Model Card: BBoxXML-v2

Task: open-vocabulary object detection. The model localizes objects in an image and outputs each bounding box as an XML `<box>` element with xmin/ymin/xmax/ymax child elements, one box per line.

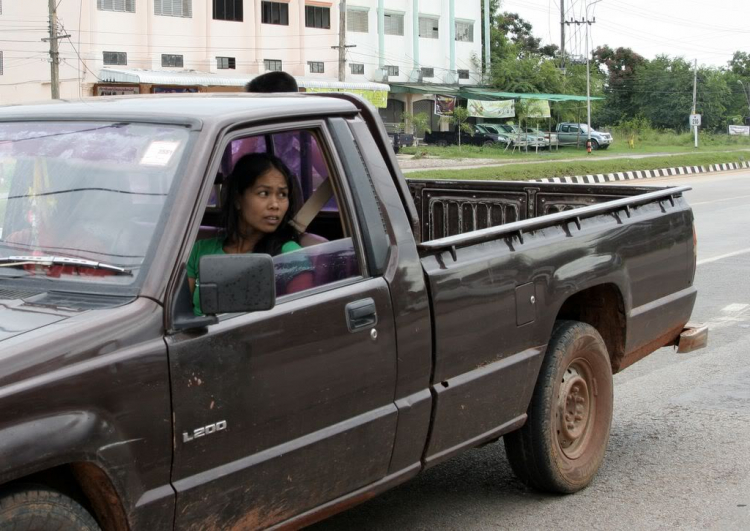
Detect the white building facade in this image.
<box><xmin>0</xmin><ymin>0</ymin><xmax>488</xmax><ymax>116</ymax></box>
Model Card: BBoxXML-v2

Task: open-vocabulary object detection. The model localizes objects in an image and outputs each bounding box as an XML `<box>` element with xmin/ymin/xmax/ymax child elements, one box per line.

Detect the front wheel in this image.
<box><xmin>504</xmin><ymin>320</ymin><xmax>613</xmax><ymax>493</ymax></box>
<box><xmin>436</xmin><ymin>139</ymin><xmax>448</xmax><ymax>148</ymax></box>
<box><xmin>0</xmin><ymin>488</ymin><xmax>100</xmax><ymax>530</ymax></box>
<box><xmin>482</xmin><ymin>140</ymin><xmax>495</xmax><ymax>147</ymax></box>
<box><xmin>589</xmin><ymin>139</ymin><xmax>600</xmax><ymax>150</ymax></box>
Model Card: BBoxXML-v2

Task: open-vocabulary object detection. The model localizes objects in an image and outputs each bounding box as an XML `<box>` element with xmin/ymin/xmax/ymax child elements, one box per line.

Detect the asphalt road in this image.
<box><xmin>313</xmin><ymin>170</ymin><xmax>750</xmax><ymax>530</ymax></box>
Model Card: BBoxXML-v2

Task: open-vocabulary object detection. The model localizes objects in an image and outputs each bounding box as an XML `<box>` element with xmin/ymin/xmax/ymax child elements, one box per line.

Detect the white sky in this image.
<box><xmin>500</xmin><ymin>0</ymin><xmax>750</xmax><ymax>68</ymax></box>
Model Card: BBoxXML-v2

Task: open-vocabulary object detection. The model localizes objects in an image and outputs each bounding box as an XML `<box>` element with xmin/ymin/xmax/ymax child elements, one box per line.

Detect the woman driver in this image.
<box><xmin>187</xmin><ymin>152</ymin><xmax>313</xmax><ymax>315</ymax></box>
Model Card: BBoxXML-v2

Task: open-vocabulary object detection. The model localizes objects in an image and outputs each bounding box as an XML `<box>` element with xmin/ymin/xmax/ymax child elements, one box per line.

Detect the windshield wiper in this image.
<box><xmin>0</xmin><ymin>256</ymin><xmax>132</xmax><ymax>275</ymax></box>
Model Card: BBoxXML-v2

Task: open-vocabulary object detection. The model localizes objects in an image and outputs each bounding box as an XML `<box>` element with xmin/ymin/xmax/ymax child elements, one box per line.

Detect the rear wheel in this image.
<box><xmin>0</xmin><ymin>488</ymin><xmax>100</xmax><ymax>530</ymax></box>
<box><xmin>436</xmin><ymin>139</ymin><xmax>448</xmax><ymax>147</ymax></box>
<box><xmin>504</xmin><ymin>320</ymin><xmax>613</xmax><ymax>493</ymax></box>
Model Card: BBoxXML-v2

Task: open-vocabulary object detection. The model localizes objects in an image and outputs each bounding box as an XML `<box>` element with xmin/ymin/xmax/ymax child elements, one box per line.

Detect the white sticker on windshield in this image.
<box><xmin>140</xmin><ymin>141</ymin><xmax>180</xmax><ymax>166</ymax></box>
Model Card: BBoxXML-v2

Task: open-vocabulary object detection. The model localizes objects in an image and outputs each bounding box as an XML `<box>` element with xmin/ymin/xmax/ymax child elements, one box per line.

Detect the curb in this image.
<box><xmin>530</xmin><ymin>160</ymin><xmax>750</xmax><ymax>184</ymax></box>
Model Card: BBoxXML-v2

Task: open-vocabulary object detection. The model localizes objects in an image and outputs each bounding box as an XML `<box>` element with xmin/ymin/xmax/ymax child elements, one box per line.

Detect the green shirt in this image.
<box><xmin>187</xmin><ymin>236</ymin><xmax>304</xmax><ymax>315</ymax></box>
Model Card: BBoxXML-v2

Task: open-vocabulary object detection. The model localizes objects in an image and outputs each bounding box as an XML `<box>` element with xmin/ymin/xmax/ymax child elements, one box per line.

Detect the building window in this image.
<box><xmin>216</xmin><ymin>56</ymin><xmax>236</xmax><ymax>69</ymax></box>
<box><xmin>155</xmin><ymin>0</ymin><xmax>192</xmax><ymax>17</ymax></box>
<box><xmin>162</xmin><ymin>54</ymin><xmax>184</xmax><ymax>67</ymax></box>
<box><xmin>350</xmin><ymin>63</ymin><xmax>364</xmax><ymax>75</ymax></box>
<box><xmin>458</xmin><ymin>69</ymin><xmax>470</xmax><ymax>79</ymax></box>
<box><xmin>264</xmin><ymin>59</ymin><xmax>283</xmax><ymax>72</ymax></box>
<box><xmin>347</xmin><ymin>10</ymin><xmax>368</xmax><ymax>33</ymax></box>
<box><xmin>308</xmin><ymin>61</ymin><xmax>324</xmax><ymax>74</ymax></box>
<box><xmin>262</xmin><ymin>1</ymin><xmax>289</xmax><ymax>25</ymax></box>
<box><xmin>383</xmin><ymin>13</ymin><xmax>404</xmax><ymax>36</ymax></box>
<box><xmin>385</xmin><ymin>65</ymin><xmax>399</xmax><ymax>77</ymax></box>
<box><xmin>98</xmin><ymin>0</ymin><xmax>135</xmax><ymax>12</ymax></box>
<box><xmin>455</xmin><ymin>21</ymin><xmax>474</xmax><ymax>42</ymax></box>
<box><xmin>420</xmin><ymin>67</ymin><xmax>434</xmax><ymax>78</ymax></box>
<box><xmin>305</xmin><ymin>5</ymin><xmax>330</xmax><ymax>29</ymax></box>
<box><xmin>103</xmin><ymin>51</ymin><xmax>127</xmax><ymax>65</ymax></box>
<box><xmin>214</xmin><ymin>0</ymin><xmax>243</xmax><ymax>21</ymax></box>
<box><xmin>419</xmin><ymin>16</ymin><xmax>439</xmax><ymax>38</ymax></box>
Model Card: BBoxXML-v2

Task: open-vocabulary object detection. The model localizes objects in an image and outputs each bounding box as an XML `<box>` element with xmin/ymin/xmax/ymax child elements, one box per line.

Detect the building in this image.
<box><xmin>0</xmin><ymin>0</ymin><xmax>490</xmax><ymax>131</ymax></box>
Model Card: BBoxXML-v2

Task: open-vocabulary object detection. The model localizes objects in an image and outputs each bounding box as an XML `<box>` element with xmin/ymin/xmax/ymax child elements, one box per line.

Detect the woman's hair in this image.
<box><xmin>222</xmin><ymin>152</ymin><xmax>302</xmax><ymax>256</ymax></box>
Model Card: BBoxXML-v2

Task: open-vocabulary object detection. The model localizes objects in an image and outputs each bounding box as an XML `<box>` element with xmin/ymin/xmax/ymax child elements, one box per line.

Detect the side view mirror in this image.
<box><xmin>199</xmin><ymin>254</ymin><xmax>276</xmax><ymax>315</ymax></box>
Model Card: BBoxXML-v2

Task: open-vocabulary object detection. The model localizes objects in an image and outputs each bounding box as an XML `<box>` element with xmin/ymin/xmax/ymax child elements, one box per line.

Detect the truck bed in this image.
<box><xmin>407</xmin><ymin>179</ymin><xmax>676</xmax><ymax>243</ymax></box>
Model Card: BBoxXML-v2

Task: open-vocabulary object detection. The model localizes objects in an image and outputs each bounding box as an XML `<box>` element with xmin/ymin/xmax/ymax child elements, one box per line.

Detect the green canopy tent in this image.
<box><xmin>389</xmin><ymin>83</ymin><xmax>604</xmax><ymax>149</ymax></box>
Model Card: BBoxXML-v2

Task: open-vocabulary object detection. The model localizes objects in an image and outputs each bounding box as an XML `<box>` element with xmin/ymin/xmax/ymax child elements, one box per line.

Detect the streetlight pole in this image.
<box><xmin>739</xmin><ymin>80</ymin><xmax>750</xmax><ymax>119</ymax></box>
<box><xmin>585</xmin><ymin>0</ymin><xmax>602</xmax><ymax>152</ymax></box>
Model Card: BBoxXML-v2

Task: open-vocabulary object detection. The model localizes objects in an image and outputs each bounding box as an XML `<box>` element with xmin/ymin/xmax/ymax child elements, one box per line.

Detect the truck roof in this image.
<box><xmin>0</xmin><ymin>93</ymin><xmax>360</xmax><ymax>128</ymax></box>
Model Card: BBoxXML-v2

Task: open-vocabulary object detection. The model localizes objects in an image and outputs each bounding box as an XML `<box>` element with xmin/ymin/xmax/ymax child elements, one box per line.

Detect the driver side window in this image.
<box><xmin>189</xmin><ymin>126</ymin><xmax>363</xmax><ymax>315</ymax></box>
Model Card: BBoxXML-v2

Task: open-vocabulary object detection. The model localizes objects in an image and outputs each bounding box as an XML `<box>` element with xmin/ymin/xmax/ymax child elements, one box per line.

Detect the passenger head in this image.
<box><xmin>244</xmin><ymin>72</ymin><xmax>299</xmax><ymax>93</ymax></box>
<box><xmin>223</xmin><ymin>153</ymin><xmax>301</xmax><ymax>255</ymax></box>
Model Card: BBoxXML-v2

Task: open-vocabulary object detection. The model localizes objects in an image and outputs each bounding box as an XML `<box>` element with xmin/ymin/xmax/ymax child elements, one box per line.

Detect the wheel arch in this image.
<box><xmin>0</xmin><ymin>462</ymin><xmax>130</xmax><ymax>531</ymax></box>
<box><xmin>554</xmin><ymin>283</ymin><xmax>627</xmax><ymax>374</ymax></box>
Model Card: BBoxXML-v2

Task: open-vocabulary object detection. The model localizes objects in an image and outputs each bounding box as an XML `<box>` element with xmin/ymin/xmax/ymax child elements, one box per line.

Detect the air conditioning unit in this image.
<box><xmin>372</xmin><ymin>68</ymin><xmax>388</xmax><ymax>83</ymax></box>
<box><xmin>409</xmin><ymin>69</ymin><xmax>423</xmax><ymax>83</ymax></box>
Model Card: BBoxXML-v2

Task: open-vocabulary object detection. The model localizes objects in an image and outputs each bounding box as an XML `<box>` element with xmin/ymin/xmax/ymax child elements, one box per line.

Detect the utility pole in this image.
<box><xmin>338</xmin><ymin>0</ymin><xmax>346</xmax><ymax>81</ymax></box>
<box><xmin>331</xmin><ymin>1</ymin><xmax>356</xmax><ymax>82</ymax></box>
<box><xmin>692</xmin><ymin>58</ymin><xmax>698</xmax><ymax>148</ymax></box>
<box><xmin>565</xmin><ymin>6</ymin><xmax>599</xmax><ymax>152</ymax></box>
<box><xmin>560</xmin><ymin>0</ymin><xmax>565</xmax><ymax>71</ymax></box>
<box><xmin>43</xmin><ymin>0</ymin><xmax>70</xmax><ymax>99</ymax></box>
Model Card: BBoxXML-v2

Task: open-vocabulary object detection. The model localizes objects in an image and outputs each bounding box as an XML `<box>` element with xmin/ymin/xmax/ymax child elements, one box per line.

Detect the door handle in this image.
<box><xmin>345</xmin><ymin>298</ymin><xmax>377</xmax><ymax>332</ymax></box>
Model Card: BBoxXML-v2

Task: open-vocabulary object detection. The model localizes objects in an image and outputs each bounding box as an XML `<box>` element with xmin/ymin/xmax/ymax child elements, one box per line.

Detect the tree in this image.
<box><xmin>450</xmin><ymin>106</ymin><xmax>473</xmax><ymax>149</ymax></box>
<box><xmin>728</xmin><ymin>51</ymin><xmax>750</xmax><ymax>78</ymax></box>
<box><xmin>400</xmin><ymin>111</ymin><xmax>432</xmax><ymax>137</ymax></box>
<box><xmin>593</xmin><ymin>46</ymin><xmax>646</xmax><ymax>125</ymax></box>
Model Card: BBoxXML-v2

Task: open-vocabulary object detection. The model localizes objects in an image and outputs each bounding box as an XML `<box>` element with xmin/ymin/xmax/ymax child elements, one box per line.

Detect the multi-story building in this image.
<box><xmin>0</xmin><ymin>0</ymin><xmax>489</xmax><ymax>128</ymax></box>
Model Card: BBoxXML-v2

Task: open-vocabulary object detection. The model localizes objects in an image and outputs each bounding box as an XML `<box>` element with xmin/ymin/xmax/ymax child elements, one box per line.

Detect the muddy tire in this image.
<box><xmin>504</xmin><ymin>320</ymin><xmax>613</xmax><ymax>493</ymax></box>
<box><xmin>0</xmin><ymin>488</ymin><xmax>100</xmax><ymax>530</ymax></box>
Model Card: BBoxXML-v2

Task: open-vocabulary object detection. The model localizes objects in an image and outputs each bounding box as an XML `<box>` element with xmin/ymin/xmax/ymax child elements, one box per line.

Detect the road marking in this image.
<box><xmin>722</xmin><ymin>303</ymin><xmax>749</xmax><ymax>313</ymax></box>
<box><xmin>704</xmin><ymin>303</ymin><xmax>750</xmax><ymax>331</ymax></box>
<box><xmin>697</xmin><ymin>248</ymin><xmax>750</xmax><ymax>266</ymax></box>
<box><xmin>691</xmin><ymin>194</ymin><xmax>750</xmax><ymax>206</ymax></box>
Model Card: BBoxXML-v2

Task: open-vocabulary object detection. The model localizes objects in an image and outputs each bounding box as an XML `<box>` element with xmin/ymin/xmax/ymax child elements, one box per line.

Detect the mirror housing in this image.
<box><xmin>199</xmin><ymin>254</ymin><xmax>276</xmax><ymax>315</ymax></box>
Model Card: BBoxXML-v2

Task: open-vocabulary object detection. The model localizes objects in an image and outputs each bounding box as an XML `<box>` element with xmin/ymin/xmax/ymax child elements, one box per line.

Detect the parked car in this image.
<box><xmin>484</xmin><ymin>123</ymin><xmax>549</xmax><ymax>148</ymax></box>
<box><xmin>0</xmin><ymin>93</ymin><xmax>705</xmax><ymax>530</ymax></box>
<box><xmin>423</xmin><ymin>124</ymin><xmax>509</xmax><ymax>148</ymax></box>
<box><xmin>556</xmin><ymin>122</ymin><xmax>613</xmax><ymax>150</ymax></box>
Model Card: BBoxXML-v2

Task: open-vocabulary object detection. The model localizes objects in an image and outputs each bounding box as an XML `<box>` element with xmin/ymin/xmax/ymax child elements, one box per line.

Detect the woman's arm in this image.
<box><xmin>285</xmin><ymin>271</ymin><xmax>314</xmax><ymax>294</ymax></box>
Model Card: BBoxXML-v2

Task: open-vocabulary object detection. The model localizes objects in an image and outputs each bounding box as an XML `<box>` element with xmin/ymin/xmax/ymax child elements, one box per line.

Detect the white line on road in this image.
<box><xmin>691</xmin><ymin>194</ymin><xmax>750</xmax><ymax>206</ymax></box>
<box><xmin>697</xmin><ymin>248</ymin><xmax>750</xmax><ymax>266</ymax></box>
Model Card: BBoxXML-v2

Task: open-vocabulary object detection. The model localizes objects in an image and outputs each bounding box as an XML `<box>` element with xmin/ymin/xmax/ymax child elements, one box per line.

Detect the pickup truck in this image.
<box><xmin>0</xmin><ymin>93</ymin><xmax>705</xmax><ymax>530</ymax></box>
<box><xmin>556</xmin><ymin>122</ymin><xmax>613</xmax><ymax>150</ymax></box>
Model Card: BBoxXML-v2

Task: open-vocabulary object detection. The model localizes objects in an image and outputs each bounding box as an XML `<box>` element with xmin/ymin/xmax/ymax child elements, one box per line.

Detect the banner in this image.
<box><xmin>728</xmin><ymin>125</ymin><xmax>750</xmax><ymax>136</ymax></box>
<box><xmin>435</xmin><ymin>95</ymin><xmax>456</xmax><ymax>116</ymax></box>
<box><xmin>304</xmin><ymin>88</ymin><xmax>388</xmax><ymax>108</ymax></box>
<box><xmin>525</xmin><ymin>99</ymin><xmax>551</xmax><ymax>119</ymax></box>
<box><xmin>467</xmin><ymin>99</ymin><xmax>515</xmax><ymax>118</ymax></box>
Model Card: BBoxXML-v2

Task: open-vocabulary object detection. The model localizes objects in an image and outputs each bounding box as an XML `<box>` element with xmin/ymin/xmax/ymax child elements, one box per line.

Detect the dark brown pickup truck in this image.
<box><xmin>0</xmin><ymin>93</ymin><xmax>706</xmax><ymax>530</ymax></box>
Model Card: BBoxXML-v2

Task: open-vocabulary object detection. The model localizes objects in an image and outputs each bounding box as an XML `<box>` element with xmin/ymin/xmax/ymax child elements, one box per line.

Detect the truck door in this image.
<box><xmin>166</xmin><ymin>122</ymin><xmax>398</xmax><ymax>530</ymax></box>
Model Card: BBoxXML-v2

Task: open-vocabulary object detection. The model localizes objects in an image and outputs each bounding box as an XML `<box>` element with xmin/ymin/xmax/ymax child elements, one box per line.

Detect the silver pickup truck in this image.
<box><xmin>556</xmin><ymin>122</ymin><xmax>613</xmax><ymax>150</ymax></box>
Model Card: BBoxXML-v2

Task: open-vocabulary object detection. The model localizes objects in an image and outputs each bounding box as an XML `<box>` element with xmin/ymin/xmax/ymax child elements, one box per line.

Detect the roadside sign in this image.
<box><xmin>690</xmin><ymin>114</ymin><xmax>702</xmax><ymax>127</ymax></box>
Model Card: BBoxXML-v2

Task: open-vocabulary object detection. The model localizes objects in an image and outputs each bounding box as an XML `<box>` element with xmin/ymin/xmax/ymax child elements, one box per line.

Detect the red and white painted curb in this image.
<box><xmin>531</xmin><ymin>160</ymin><xmax>750</xmax><ymax>184</ymax></box>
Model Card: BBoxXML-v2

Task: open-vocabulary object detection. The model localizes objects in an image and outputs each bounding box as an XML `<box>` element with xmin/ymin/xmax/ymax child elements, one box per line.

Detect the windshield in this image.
<box><xmin>0</xmin><ymin>121</ymin><xmax>190</xmax><ymax>287</ymax></box>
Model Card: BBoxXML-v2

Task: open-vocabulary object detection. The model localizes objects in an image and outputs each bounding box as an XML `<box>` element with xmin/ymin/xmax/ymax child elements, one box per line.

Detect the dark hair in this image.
<box><xmin>222</xmin><ymin>153</ymin><xmax>301</xmax><ymax>256</ymax></box>
<box><xmin>244</xmin><ymin>72</ymin><xmax>299</xmax><ymax>93</ymax></box>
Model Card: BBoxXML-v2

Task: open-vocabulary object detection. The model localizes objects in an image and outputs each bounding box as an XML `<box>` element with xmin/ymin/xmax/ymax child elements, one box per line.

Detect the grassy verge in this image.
<box><xmin>401</xmin><ymin>132</ymin><xmax>750</xmax><ymax>160</ymax></box>
<box><xmin>405</xmin><ymin>152</ymin><xmax>749</xmax><ymax>181</ymax></box>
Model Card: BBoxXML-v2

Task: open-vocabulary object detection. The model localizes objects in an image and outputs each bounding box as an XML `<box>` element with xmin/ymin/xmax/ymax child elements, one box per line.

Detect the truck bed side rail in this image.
<box><xmin>417</xmin><ymin>186</ymin><xmax>691</xmax><ymax>253</ymax></box>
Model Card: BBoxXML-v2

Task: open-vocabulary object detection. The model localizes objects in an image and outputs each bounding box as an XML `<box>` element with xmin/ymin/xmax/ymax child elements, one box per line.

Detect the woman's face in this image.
<box><xmin>236</xmin><ymin>167</ymin><xmax>290</xmax><ymax>236</ymax></box>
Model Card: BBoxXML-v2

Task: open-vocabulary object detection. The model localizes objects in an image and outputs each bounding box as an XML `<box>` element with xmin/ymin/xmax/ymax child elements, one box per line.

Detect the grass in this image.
<box><xmin>402</xmin><ymin>131</ymin><xmax>750</xmax><ymax>161</ymax></box>
<box><xmin>404</xmin><ymin>151</ymin><xmax>749</xmax><ymax>182</ymax></box>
